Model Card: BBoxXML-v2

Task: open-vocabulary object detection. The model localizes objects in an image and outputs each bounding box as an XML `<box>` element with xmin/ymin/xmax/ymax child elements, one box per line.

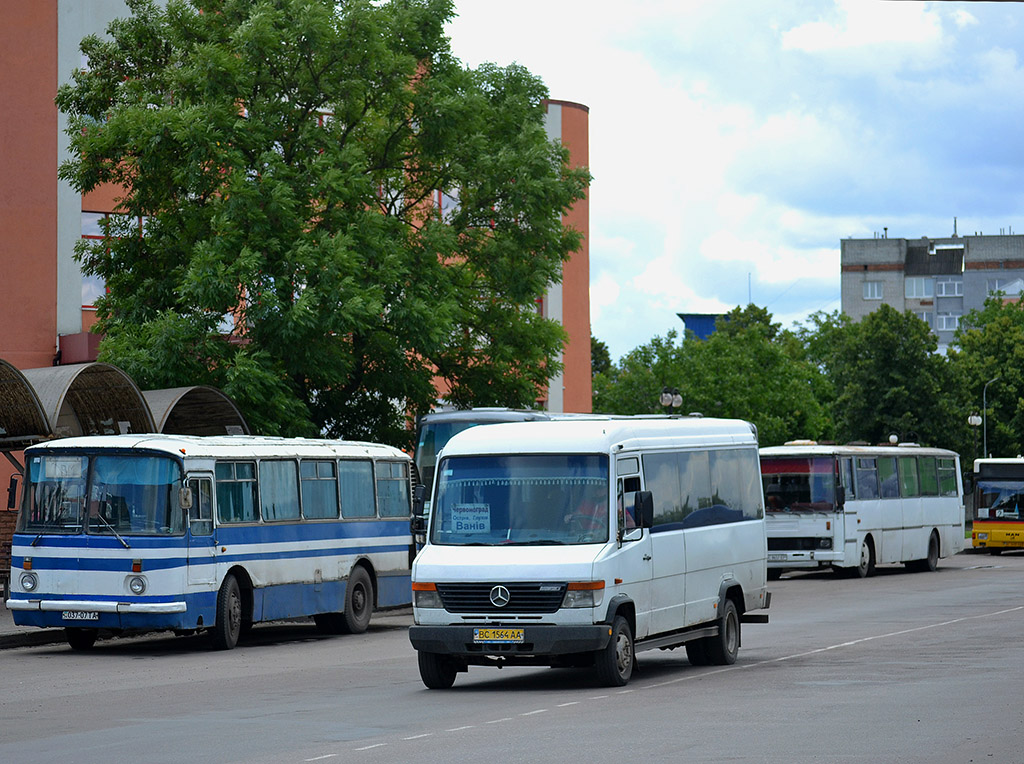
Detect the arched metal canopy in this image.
<box><xmin>0</xmin><ymin>360</ymin><xmax>50</xmax><ymax>448</ymax></box>
<box><xmin>143</xmin><ymin>386</ymin><xmax>250</xmax><ymax>436</ymax></box>
<box><xmin>19</xmin><ymin>363</ymin><xmax>155</xmax><ymax>439</ymax></box>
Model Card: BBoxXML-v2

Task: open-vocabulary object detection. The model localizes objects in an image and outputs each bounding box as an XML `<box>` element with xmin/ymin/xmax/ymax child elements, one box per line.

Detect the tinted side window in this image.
<box><xmin>878</xmin><ymin>457</ymin><xmax>899</xmax><ymax>499</ymax></box>
<box><xmin>709</xmin><ymin>448</ymin><xmax>761</xmax><ymax>522</ymax></box>
<box><xmin>938</xmin><ymin>458</ymin><xmax>958</xmax><ymax>496</ymax></box>
<box><xmin>855</xmin><ymin>458</ymin><xmax>880</xmax><ymax>499</ymax></box>
<box><xmin>339</xmin><ymin>460</ymin><xmax>376</xmax><ymax>518</ymax></box>
<box><xmin>918</xmin><ymin>457</ymin><xmax>939</xmax><ymax>496</ymax></box>
<box><xmin>898</xmin><ymin>457</ymin><xmax>920</xmax><ymax>497</ymax></box>
<box><xmin>216</xmin><ymin>461</ymin><xmax>257</xmax><ymax>523</ymax></box>
<box><xmin>642</xmin><ymin>452</ymin><xmax>683</xmax><ymax>527</ymax></box>
<box><xmin>301</xmin><ymin>460</ymin><xmax>339</xmax><ymax>519</ymax></box>
<box><xmin>376</xmin><ymin>461</ymin><xmax>411</xmax><ymax>518</ymax></box>
<box><xmin>260</xmin><ymin>460</ymin><xmax>300</xmax><ymax>521</ymax></box>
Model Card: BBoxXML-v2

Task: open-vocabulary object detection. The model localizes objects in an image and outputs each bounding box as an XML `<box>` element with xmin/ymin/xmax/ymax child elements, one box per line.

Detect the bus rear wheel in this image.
<box><xmin>66</xmin><ymin>628</ymin><xmax>98</xmax><ymax>651</ymax></box>
<box><xmin>908</xmin><ymin>531</ymin><xmax>940</xmax><ymax>572</ymax></box>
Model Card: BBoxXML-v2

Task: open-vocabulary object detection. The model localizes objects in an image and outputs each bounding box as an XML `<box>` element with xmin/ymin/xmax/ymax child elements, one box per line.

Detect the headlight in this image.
<box><xmin>128</xmin><ymin>576</ymin><xmax>147</xmax><ymax>595</ymax></box>
<box><xmin>818</xmin><ymin>538</ymin><xmax>833</xmax><ymax>550</ymax></box>
<box><xmin>20</xmin><ymin>572</ymin><xmax>38</xmax><ymax>592</ymax></box>
<box><xmin>412</xmin><ymin>583</ymin><xmax>443</xmax><ymax>609</ymax></box>
<box><xmin>562</xmin><ymin>582</ymin><xmax>605</xmax><ymax>609</ymax></box>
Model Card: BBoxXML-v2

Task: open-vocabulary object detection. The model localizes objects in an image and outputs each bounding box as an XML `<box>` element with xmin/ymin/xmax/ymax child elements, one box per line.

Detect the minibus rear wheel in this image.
<box><xmin>706</xmin><ymin>598</ymin><xmax>739</xmax><ymax>665</ymax></box>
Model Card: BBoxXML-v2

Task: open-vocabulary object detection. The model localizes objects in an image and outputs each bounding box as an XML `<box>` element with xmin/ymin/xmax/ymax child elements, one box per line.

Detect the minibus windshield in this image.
<box><xmin>18</xmin><ymin>453</ymin><xmax>186</xmax><ymax>536</ymax></box>
<box><xmin>430</xmin><ymin>454</ymin><xmax>609</xmax><ymax>545</ymax></box>
<box><xmin>761</xmin><ymin>456</ymin><xmax>836</xmax><ymax>512</ymax></box>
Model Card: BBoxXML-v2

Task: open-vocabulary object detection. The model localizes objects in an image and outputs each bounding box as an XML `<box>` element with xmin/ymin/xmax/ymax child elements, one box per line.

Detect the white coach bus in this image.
<box><xmin>409</xmin><ymin>416</ymin><xmax>771</xmax><ymax>688</ymax></box>
<box><xmin>760</xmin><ymin>442</ymin><xmax>964</xmax><ymax>578</ymax></box>
<box><xmin>6</xmin><ymin>434</ymin><xmax>414</xmax><ymax>650</ymax></box>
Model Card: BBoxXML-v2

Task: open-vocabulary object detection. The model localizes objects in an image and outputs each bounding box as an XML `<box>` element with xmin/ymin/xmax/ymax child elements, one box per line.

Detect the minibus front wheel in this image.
<box><xmin>595</xmin><ymin>615</ymin><xmax>634</xmax><ymax>686</ymax></box>
<box><xmin>418</xmin><ymin>651</ymin><xmax>459</xmax><ymax>689</ymax></box>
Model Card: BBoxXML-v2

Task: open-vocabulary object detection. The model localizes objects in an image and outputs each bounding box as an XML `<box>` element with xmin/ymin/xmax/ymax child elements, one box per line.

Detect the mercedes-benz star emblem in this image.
<box><xmin>489</xmin><ymin>585</ymin><xmax>511</xmax><ymax>608</ymax></box>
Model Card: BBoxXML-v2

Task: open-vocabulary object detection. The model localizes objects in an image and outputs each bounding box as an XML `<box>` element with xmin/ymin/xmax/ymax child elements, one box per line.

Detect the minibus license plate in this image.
<box><xmin>473</xmin><ymin>628</ymin><xmax>524</xmax><ymax>643</ymax></box>
<box><xmin>767</xmin><ymin>554</ymin><xmax>786</xmax><ymax>562</ymax></box>
<box><xmin>62</xmin><ymin>611</ymin><xmax>99</xmax><ymax>621</ymax></box>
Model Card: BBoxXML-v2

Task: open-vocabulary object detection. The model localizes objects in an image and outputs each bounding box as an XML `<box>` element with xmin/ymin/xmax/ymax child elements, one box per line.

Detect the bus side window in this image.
<box><xmin>619</xmin><ymin>476</ymin><xmax>641</xmax><ymax>529</ymax></box>
<box><xmin>189</xmin><ymin>478</ymin><xmax>213</xmax><ymax>535</ymax></box>
<box><xmin>840</xmin><ymin>458</ymin><xmax>856</xmax><ymax>501</ymax></box>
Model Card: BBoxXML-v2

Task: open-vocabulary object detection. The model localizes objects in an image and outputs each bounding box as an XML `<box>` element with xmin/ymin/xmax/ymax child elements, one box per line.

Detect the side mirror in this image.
<box><xmin>634</xmin><ymin>491</ymin><xmax>654</xmax><ymax>529</ymax></box>
<box><xmin>7</xmin><ymin>474</ymin><xmax>19</xmax><ymax>510</ymax></box>
<box><xmin>179</xmin><ymin>484</ymin><xmax>194</xmax><ymax>511</ymax></box>
<box><xmin>413</xmin><ymin>484</ymin><xmax>426</xmax><ymax>516</ymax></box>
<box><xmin>835</xmin><ymin>484</ymin><xmax>846</xmax><ymax>509</ymax></box>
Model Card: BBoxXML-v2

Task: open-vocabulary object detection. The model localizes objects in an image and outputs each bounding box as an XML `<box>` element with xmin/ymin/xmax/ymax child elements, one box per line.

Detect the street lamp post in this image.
<box><xmin>983</xmin><ymin>376</ymin><xmax>1000</xmax><ymax>458</ymax></box>
<box><xmin>659</xmin><ymin>387</ymin><xmax>682</xmax><ymax>415</ymax></box>
<box><xmin>968</xmin><ymin>412</ymin><xmax>982</xmax><ymax>467</ymax></box>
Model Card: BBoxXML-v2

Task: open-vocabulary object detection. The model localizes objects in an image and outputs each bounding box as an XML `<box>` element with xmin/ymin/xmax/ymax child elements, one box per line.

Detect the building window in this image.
<box><xmin>905</xmin><ymin>277</ymin><xmax>934</xmax><ymax>299</ymax></box>
<box><xmin>863</xmin><ymin>281</ymin><xmax>883</xmax><ymax>300</ymax></box>
<box><xmin>914</xmin><ymin>311</ymin><xmax>933</xmax><ymax>328</ymax></box>
<box><xmin>936</xmin><ymin>278</ymin><xmax>963</xmax><ymax>297</ymax></box>
<box><xmin>937</xmin><ymin>312</ymin><xmax>961</xmax><ymax>331</ymax></box>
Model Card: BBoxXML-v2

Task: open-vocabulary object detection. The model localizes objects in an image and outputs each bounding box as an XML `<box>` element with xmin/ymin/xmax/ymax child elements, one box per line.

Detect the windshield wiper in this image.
<box><xmin>92</xmin><ymin>511</ymin><xmax>131</xmax><ymax>549</ymax></box>
<box><xmin>503</xmin><ymin>539</ymin><xmax>566</xmax><ymax>545</ymax></box>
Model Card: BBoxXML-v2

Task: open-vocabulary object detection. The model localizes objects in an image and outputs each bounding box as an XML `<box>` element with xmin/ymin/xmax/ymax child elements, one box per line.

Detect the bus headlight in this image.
<box><xmin>20</xmin><ymin>572</ymin><xmax>38</xmax><ymax>592</ymax></box>
<box><xmin>818</xmin><ymin>538</ymin><xmax>833</xmax><ymax>550</ymax></box>
<box><xmin>563</xmin><ymin>582</ymin><xmax>605</xmax><ymax>609</ymax></box>
<box><xmin>128</xmin><ymin>576</ymin><xmax>147</xmax><ymax>595</ymax></box>
<box><xmin>412</xmin><ymin>582</ymin><xmax>442</xmax><ymax>609</ymax></box>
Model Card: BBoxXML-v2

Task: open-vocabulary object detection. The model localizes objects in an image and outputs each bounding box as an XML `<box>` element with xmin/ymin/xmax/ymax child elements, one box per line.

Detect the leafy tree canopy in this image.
<box><xmin>592</xmin><ymin>306</ymin><xmax>830</xmax><ymax>447</ymax></box>
<box><xmin>57</xmin><ymin>0</ymin><xmax>588</xmax><ymax>446</ymax></box>
<box><xmin>949</xmin><ymin>296</ymin><xmax>1024</xmax><ymax>458</ymax></box>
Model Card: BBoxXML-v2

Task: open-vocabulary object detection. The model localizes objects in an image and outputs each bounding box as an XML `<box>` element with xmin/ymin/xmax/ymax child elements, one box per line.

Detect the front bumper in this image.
<box><xmin>409</xmin><ymin>623</ymin><xmax>612</xmax><ymax>657</ymax></box>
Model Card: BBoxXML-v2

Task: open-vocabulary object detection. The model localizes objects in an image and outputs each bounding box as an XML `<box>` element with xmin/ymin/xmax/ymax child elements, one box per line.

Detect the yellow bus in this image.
<box><xmin>972</xmin><ymin>458</ymin><xmax>1024</xmax><ymax>553</ymax></box>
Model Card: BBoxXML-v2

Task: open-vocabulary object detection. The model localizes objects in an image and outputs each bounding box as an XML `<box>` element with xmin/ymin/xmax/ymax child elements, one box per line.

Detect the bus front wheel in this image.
<box><xmin>66</xmin><ymin>628</ymin><xmax>97</xmax><ymax>651</ymax></box>
<box><xmin>212</xmin><ymin>573</ymin><xmax>243</xmax><ymax>650</ymax></box>
<box><xmin>342</xmin><ymin>566</ymin><xmax>373</xmax><ymax>634</ymax></box>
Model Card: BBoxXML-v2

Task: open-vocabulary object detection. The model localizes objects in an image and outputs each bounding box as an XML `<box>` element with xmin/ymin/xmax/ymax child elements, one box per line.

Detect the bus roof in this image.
<box><xmin>760</xmin><ymin>443</ymin><xmax>959</xmax><ymax>459</ymax></box>
<box><xmin>24</xmin><ymin>434</ymin><xmax>409</xmax><ymax>461</ymax></box>
<box><xmin>439</xmin><ymin>416</ymin><xmax>758</xmax><ymax>458</ymax></box>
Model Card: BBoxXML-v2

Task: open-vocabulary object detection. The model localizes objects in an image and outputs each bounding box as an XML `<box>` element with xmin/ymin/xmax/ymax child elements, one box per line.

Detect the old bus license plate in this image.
<box><xmin>767</xmin><ymin>554</ymin><xmax>787</xmax><ymax>562</ymax></box>
<box><xmin>473</xmin><ymin>628</ymin><xmax>524</xmax><ymax>643</ymax></box>
<box><xmin>62</xmin><ymin>611</ymin><xmax>99</xmax><ymax>621</ymax></box>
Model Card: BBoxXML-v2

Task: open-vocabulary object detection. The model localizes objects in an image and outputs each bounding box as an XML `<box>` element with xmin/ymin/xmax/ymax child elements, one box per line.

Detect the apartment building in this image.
<box><xmin>840</xmin><ymin>232</ymin><xmax>1024</xmax><ymax>351</ymax></box>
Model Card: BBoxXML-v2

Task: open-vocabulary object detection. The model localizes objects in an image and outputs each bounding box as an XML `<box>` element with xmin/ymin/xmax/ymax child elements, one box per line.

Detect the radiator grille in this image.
<box><xmin>436</xmin><ymin>582</ymin><xmax>567</xmax><ymax>613</ymax></box>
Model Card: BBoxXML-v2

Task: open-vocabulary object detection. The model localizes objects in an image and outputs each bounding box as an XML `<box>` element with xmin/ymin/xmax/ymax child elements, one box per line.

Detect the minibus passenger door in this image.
<box><xmin>186</xmin><ymin>476</ymin><xmax>216</xmax><ymax>586</ymax></box>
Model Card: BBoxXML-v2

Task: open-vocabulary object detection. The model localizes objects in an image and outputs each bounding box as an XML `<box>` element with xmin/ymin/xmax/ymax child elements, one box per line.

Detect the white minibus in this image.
<box><xmin>409</xmin><ymin>416</ymin><xmax>771</xmax><ymax>688</ymax></box>
<box><xmin>761</xmin><ymin>442</ymin><xmax>964</xmax><ymax>578</ymax></box>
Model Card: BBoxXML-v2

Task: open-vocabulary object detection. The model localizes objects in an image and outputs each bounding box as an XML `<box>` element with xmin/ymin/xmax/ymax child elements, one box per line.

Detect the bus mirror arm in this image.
<box><xmin>634</xmin><ymin>491</ymin><xmax>654</xmax><ymax>529</ymax></box>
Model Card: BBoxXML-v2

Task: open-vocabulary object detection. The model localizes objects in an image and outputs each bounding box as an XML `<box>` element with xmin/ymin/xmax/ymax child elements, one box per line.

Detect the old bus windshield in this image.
<box><xmin>761</xmin><ymin>456</ymin><xmax>836</xmax><ymax>512</ymax></box>
<box><xmin>431</xmin><ymin>454</ymin><xmax>609</xmax><ymax>545</ymax></box>
<box><xmin>976</xmin><ymin>479</ymin><xmax>1024</xmax><ymax>520</ymax></box>
<box><xmin>18</xmin><ymin>453</ymin><xmax>185</xmax><ymax>536</ymax></box>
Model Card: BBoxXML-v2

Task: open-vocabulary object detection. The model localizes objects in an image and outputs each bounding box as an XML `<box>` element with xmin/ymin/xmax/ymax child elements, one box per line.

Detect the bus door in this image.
<box><xmin>186</xmin><ymin>475</ymin><xmax>216</xmax><ymax>586</ymax></box>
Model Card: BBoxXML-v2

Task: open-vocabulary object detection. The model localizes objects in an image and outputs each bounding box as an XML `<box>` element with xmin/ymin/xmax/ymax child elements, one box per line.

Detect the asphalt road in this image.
<box><xmin>1</xmin><ymin>551</ymin><xmax>1022</xmax><ymax>764</ymax></box>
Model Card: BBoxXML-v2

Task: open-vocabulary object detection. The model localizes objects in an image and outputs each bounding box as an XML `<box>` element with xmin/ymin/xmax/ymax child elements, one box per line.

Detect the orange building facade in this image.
<box><xmin>0</xmin><ymin>1</ymin><xmax>592</xmax><ymax>410</ymax></box>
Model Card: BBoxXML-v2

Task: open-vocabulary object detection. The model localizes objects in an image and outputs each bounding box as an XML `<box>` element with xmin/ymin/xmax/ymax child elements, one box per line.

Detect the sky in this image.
<box><xmin>444</xmin><ymin>0</ymin><xmax>1024</xmax><ymax>362</ymax></box>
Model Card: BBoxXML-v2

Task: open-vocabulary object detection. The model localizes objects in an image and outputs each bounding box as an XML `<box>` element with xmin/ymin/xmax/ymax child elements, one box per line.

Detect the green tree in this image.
<box><xmin>593</xmin><ymin>307</ymin><xmax>829</xmax><ymax>446</ymax></box>
<box><xmin>949</xmin><ymin>296</ymin><xmax>1024</xmax><ymax>459</ymax></box>
<box><xmin>590</xmin><ymin>334</ymin><xmax>612</xmax><ymax>377</ymax></box>
<box><xmin>56</xmin><ymin>0</ymin><xmax>588</xmax><ymax>445</ymax></box>
<box><xmin>811</xmin><ymin>304</ymin><xmax>957</xmax><ymax>448</ymax></box>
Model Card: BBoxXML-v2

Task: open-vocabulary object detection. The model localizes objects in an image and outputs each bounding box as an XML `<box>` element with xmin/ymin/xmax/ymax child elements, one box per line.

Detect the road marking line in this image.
<box><xmin>486</xmin><ymin>717</ymin><xmax>513</xmax><ymax>724</ymax></box>
<box><xmin>520</xmin><ymin>709</ymin><xmax>546</xmax><ymax>716</ymax></box>
<box><xmin>403</xmin><ymin>733</ymin><xmax>433</xmax><ymax>740</ymax></box>
<box><xmin>354</xmin><ymin>744</ymin><xmax>386</xmax><ymax>751</ymax></box>
<box><xmin>304</xmin><ymin>755</ymin><xmax>339</xmax><ymax>761</ymax></box>
<box><xmin>557</xmin><ymin>701</ymin><xmax>579</xmax><ymax>707</ymax></box>
<box><xmin>447</xmin><ymin>725</ymin><xmax>475</xmax><ymax>731</ymax></box>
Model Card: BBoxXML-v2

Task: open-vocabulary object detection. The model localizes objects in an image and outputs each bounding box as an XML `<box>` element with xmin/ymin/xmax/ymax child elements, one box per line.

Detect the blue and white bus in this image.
<box><xmin>6</xmin><ymin>434</ymin><xmax>414</xmax><ymax>650</ymax></box>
